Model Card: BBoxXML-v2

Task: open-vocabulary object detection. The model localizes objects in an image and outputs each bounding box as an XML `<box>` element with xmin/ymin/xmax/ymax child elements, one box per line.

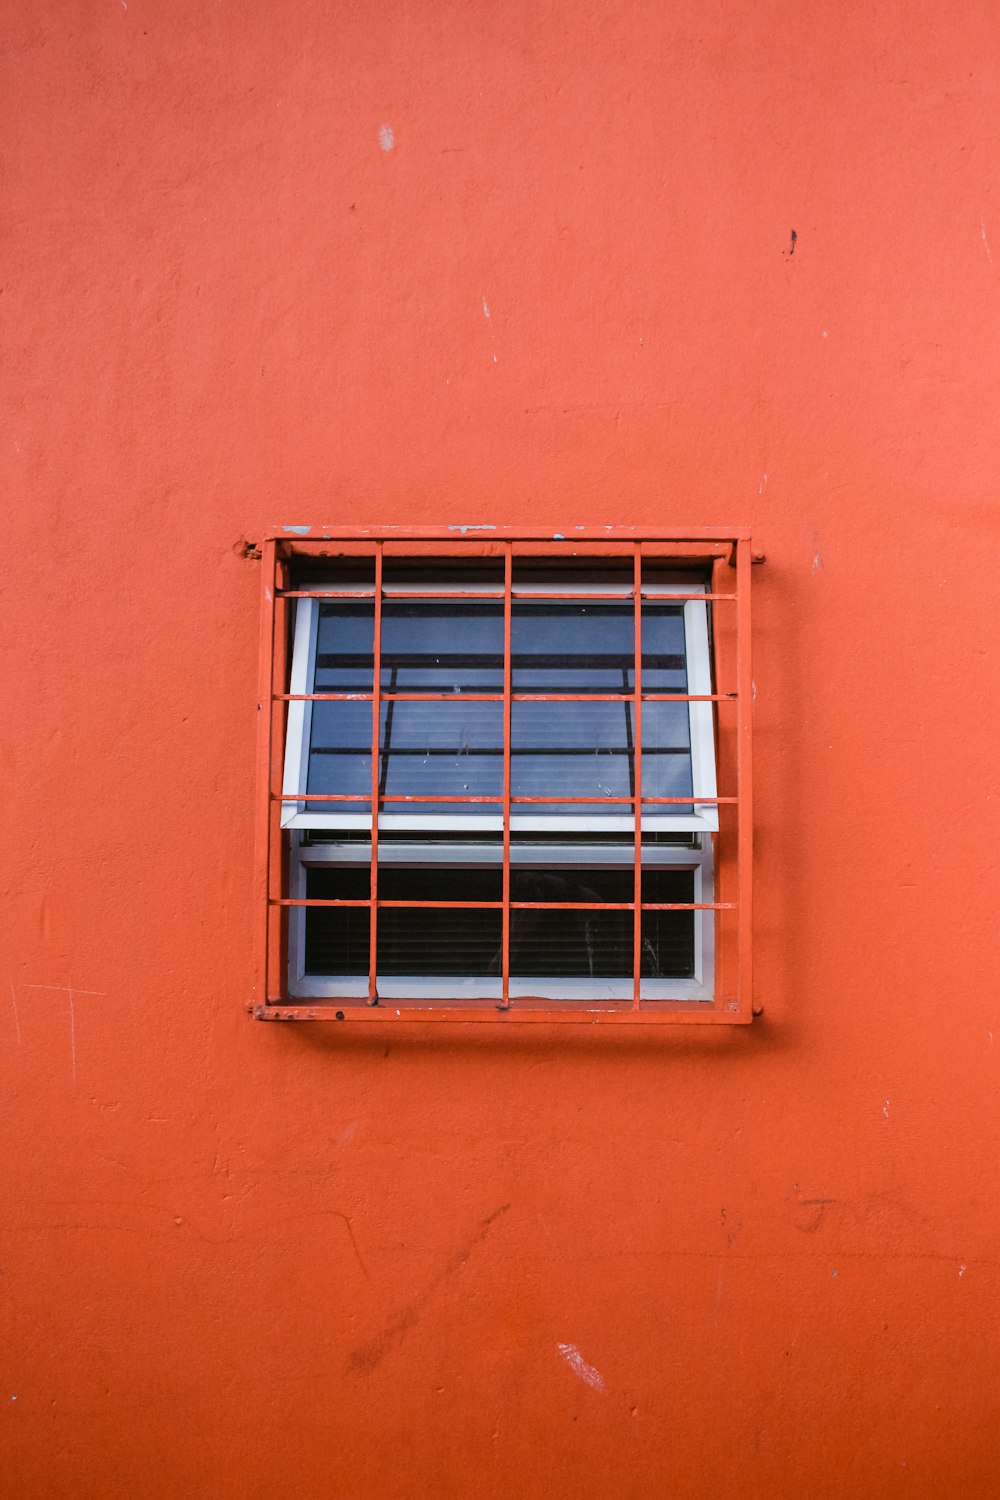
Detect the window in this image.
<box><xmin>254</xmin><ymin>530</ymin><xmax>754</xmax><ymax>1024</ymax></box>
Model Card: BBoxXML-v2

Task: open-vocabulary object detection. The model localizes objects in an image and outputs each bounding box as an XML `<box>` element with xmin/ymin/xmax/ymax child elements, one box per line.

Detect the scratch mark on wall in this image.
<box><xmin>378</xmin><ymin>123</ymin><xmax>395</xmax><ymax>152</ymax></box>
<box><xmin>9</xmin><ymin>982</ymin><xmax>21</xmax><ymax>1046</ymax></box>
<box><xmin>482</xmin><ymin>297</ymin><xmax>491</xmax><ymax>319</ymax></box>
<box><xmin>335</xmin><ymin>1210</ymin><xmax>370</xmax><ymax>1282</ymax></box>
<box><xmin>882</xmin><ymin>1099</ymin><xmax>891</xmax><ymax>1119</ymax></box>
<box><xmin>981</xmin><ymin>218</ymin><xmax>994</xmax><ymax>268</ymax></box>
<box><xmin>958</xmin><ymin>1264</ymin><xmax>967</xmax><ymax>1277</ymax></box>
<box><xmin>557</xmin><ymin>1342</ymin><xmax>606</xmax><ymax>1392</ymax></box>
<box><xmin>25</xmin><ymin>984</ymin><xmax>105</xmax><ymax>1085</ymax></box>
<box><xmin>346</xmin><ymin>1203</ymin><xmax>509</xmax><ymax>1374</ymax></box>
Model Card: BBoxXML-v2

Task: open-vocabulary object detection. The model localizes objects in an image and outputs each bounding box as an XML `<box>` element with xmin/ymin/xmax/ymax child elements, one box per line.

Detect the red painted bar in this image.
<box><xmin>367</xmin><ymin>545</ymin><xmax>383</xmax><ymax>1002</ymax></box>
<box><xmin>277</xmin><ymin>589</ymin><xmax>737</xmax><ymax>602</ymax></box>
<box><xmin>275</xmin><ymin>792</ymin><xmax>735</xmax><ymax>804</ymax></box>
<box><xmin>256</xmin><ymin>1005</ymin><xmax>742</xmax><ymax>1026</ymax></box>
<box><xmin>270</xmin><ymin>526</ymin><xmax>750</xmax><ymax>540</ymax></box>
<box><xmin>632</xmin><ymin>545</ymin><xmax>643</xmax><ymax>1008</ymax></box>
<box><xmin>277</xmin><ymin>692</ymin><xmax>734</xmax><ymax>703</ymax></box>
<box><xmin>253</xmin><ymin>540</ymin><xmax>277</xmax><ymax>1005</ymax></box>
<box><xmin>501</xmin><ymin>543</ymin><xmax>513</xmax><ymax>1008</ymax></box>
<box><xmin>271</xmin><ymin>899</ymin><xmax>734</xmax><ymax>911</ymax></box>
<box><xmin>736</xmin><ymin>536</ymin><xmax>754</xmax><ymax>1022</ymax></box>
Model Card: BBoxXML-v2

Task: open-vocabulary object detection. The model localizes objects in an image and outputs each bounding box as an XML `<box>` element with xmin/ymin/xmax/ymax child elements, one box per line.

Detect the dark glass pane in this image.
<box><xmin>304</xmin><ymin>866</ymin><xmax>501</xmax><ymax>977</ymax></box>
<box><xmin>308</xmin><ymin>604</ymin><xmax>375</xmax><ymax>813</ymax></box>
<box><xmin>510</xmin><ymin>867</ymin><xmax>632</xmax><ymax>977</ymax></box>
<box><xmin>376</xmin><ymin>866</ymin><xmax>501</xmax><ymax>976</ymax></box>
<box><xmin>508</xmin><ymin>867</ymin><xmax>693</xmax><ymax>978</ymax></box>
<box><xmin>304</xmin><ymin>865</ymin><xmax>695</xmax><ymax>980</ymax></box>
<box><xmin>379</xmin><ymin>701</ymin><xmax>503</xmax><ymax>815</ymax></box>
<box><xmin>304</xmin><ymin>866</ymin><xmax>370</xmax><ymax>975</ymax></box>
<box><xmin>641</xmin><ymin>604</ymin><xmax>687</xmax><ymax>691</ymax></box>
<box><xmin>307</xmin><ymin>699</ymin><xmax>373</xmax><ymax>814</ymax></box>
<box><xmin>511</xmin><ymin>603</ymin><xmax>634</xmax><ymax>694</ymax></box>
<box><xmin>380</xmin><ymin>603</ymin><xmax>502</xmax><ymax>694</ymax></box>
<box><xmin>314</xmin><ymin>603</ymin><xmax>374</xmax><ymax>690</ymax></box>
<box><xmin>511</xmin><ymin>702</ymin><xmax>693</xmax><ymax>815</ymax></box>
<box><xmin>640</xmin><ymin>702</ymin><xmax>693</xmax><ymax>813</ymax></box>
<box><xmin>511</xmin><ymin>701</ymin><xmax>633</xmax><ymax>812</ymax></box>
<box><xmin>305</xmin><ymin>594</ymin><xmax>697</xmax><ymax>824</ymax></box>
<box><xmin>640</xmin><ymin>869</ymin><xmax>696</xmax><ymax>978</ymax></box>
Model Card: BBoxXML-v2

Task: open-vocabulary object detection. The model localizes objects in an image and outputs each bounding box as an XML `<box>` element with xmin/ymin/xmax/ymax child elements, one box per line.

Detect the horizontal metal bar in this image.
<box><xmin>275</xmin><ymin>792</ymin><xmax>735</xmax><ymax>804</ymax></box>
<box><xmin>256</xmin><ymin>1003</ymin><xmax>749</xmax><ymax>1025</ymax></box>
<box><xmin>314</xmin><ymin>746</ymin><xmax>687</xmax><ymax>759</ymax></box>
<box><xmin>268</xmin><ymin>526</ymin><xmax>750</xmax><ymax>541</ymax></box>
<box><xmin>277</xmin><ymin>692</ymin><xmax>735</xmax><ymax>703</ymax></box>
<box><xmin>271</xmin><ymin>899</ymin><xmax>733</xmax><ymax>910</ymax></box>
<box><xmin>277</xmin><ymin>590</ymin><xmax>737</xmax><ymax>602</ymax></box>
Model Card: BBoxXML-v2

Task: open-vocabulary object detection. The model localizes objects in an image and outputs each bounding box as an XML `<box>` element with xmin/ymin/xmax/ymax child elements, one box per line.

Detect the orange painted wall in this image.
<box><xmin>4</xmin><ymin>2</ymin><xmax>1000</xmax><ymax>1495</ymax></box>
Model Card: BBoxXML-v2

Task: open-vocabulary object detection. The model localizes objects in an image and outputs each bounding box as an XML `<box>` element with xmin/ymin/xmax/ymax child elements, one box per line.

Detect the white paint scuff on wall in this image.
<box><xmin>557</xmin><ymin>1342</ymin><xmax>606</xmax><ymax>1392</ymax></box>
<box><xmin>378</xmin><ymin>124</ymin><xmax>395</xmax><ymax>152</ymax></box>
<box><xmin>9</xmin><ymin>982</ymin><xmax>21</xmax><ymax>1046</ymax></box>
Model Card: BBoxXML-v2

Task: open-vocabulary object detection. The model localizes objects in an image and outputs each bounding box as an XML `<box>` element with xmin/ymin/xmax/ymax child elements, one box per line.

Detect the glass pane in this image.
<box><xmin>380</xmin><ymin>701</ymin><xmax>503</xmax><ymax>815</ymax></box>
<box><xmin>511</xmin><ymin>701</ymin><xmax>634</xmax><ymax>813</ymax></box>
<box><xmin>305</xmin><ymin>594</ymin><xmax>699</xmax><ymax>823</ymax></box>
<box><xmin>377</xmin><ymin>866</ymin><xmax>501</xmax><ymax>976</ymax></box>
<box><xmin>640</xmin><ymin>869</ymin><xmax>696</xmax><ymax>978</ymax></box>
<box><xmin>314</xmin><ymin>603</ymin><xmax>374</xmax><ymax>691</ymax></box>
<box><xmin>510</xmin><ymin>867</ymin><xmax>628</xmax><ymax>978</ymax></box>
<box><xmin>641</xmin><ymin>604</ymin><xmax>687</xmax><ymax>691</ymax></box>
<box><xmin>380</xmin><ymin>603</ymin><xmax>503</xmax><ymax>695</ymax></box>
<box><xmin>307</xmin><ymin>699</ymin><xmax>373</xmax><ymax>814</ymax></box>
<box><xmin>304</xmin><ymin>866</ymin><xmax>502</xmax><ymax>977</ymax></box>
<box><xmin>640</xmin><ymin>701</ymin><xmax>693</xmax><ymax>812</ymax></box>
<box><xmin>304</xmin><ymin>867</ymin><xmax>370</xmax><ymax>975</ymax></box>
<box><xmin>303</xmin><ymin>865</ymin><xmax>695</xmax><ymax>980</ymax></box>
<box><xmin>511</xmin><ymin>602</ymin><xmax>633</xmax><ymax>694</ymax></box>
<box><xmin>508</xmin><ymin>868</ymin><xmax>694</xmax><ymax>977</ymax></box>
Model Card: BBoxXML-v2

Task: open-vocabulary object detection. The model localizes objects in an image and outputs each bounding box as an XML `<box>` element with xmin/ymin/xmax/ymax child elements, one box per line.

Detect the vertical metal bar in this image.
<box><xmin>368</xmin><ymin>544</ymin><xmax>384</xmax><ymax>1003</ymax></box>
<box><xmin>501</xmin><ymin>543</ymin><xmax>513</xmax><ymax>1007</ymax></box>
<box><xmin>254</xmin><ymin>539</ymin><xmax>277</xmax><ymax>1004</ymax></box>
<box><xmin>272</xmin><ymin>554</ymin><xmax>291</xmax><ymax>1000</ymax></box>
<box><xmin>735</xmin><ymin>537</ymin><xmax>753</xmax><ymax>1019</ymax></box>
<box><xmin>632</xmin><ymin>545</ymin><xmax>643</xmax><ymax>1008</ymax></box>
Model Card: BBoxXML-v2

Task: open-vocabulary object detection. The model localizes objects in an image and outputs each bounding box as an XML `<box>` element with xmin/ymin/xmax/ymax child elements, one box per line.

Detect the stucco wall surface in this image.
<box><xmin>4</xmin><ymin>2</ymin><xmax>1000</xmax><ymax>1496</ymax></box>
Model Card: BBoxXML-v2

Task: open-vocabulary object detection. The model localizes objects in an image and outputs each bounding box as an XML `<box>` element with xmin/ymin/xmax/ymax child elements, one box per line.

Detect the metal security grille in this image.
<box><xmin>254</xmin><ymin>528</ymin><xmax>755</xmax><ymax>1025</ymax></box>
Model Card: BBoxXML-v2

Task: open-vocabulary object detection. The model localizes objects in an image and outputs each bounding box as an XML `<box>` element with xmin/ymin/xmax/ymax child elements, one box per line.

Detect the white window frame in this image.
<box><xmin>280</xmin><ymin>576</ymin><xmax>718</xmax><ymax>837</ymax></box>
<box><xmin>278</xmin><ymin>568</ymin><xmax>718</xmax><ymax>1003</ymax></box>
<box><xmin>287</xmin><ymin>834</ymin><xmax>714</xmax><ymax>1004</ymax></box>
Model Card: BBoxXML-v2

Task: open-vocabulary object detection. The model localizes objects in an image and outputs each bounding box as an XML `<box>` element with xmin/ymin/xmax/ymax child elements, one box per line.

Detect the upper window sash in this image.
<box><xmin>280</xmin><ymin>575</ymin><xmax>718</xmax><ymax>835</ymax></box>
